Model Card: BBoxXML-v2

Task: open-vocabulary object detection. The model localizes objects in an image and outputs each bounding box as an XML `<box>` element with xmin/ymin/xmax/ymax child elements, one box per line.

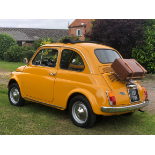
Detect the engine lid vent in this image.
<box><xmin>108</xmin><ymin>74</ymin><xmax>120</xmax><ymax>82</ymax></box>
<box><xmin>102</xmin><ymin>67</ymin><xmax>114</xmax><ymax>73</ymax></box>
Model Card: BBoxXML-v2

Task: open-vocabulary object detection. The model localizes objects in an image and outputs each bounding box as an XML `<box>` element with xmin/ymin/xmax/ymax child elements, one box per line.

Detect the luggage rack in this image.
<box><xmin>114</xmin><ymin>72</ymin><xmax>145</xmax><ymax>82</ymax></box>
<box><xmin>62</xmin><ymin>39</ymin><xmax>103</xmax><ymax>45</ymax></box>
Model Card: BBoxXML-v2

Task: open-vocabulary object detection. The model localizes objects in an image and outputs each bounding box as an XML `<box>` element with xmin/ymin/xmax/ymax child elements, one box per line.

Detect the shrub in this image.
<box><xmin>22</xmin><ymin>50</ymin><xmax>35</xmax><ymax>62</ymax></box>
<box><xmin>0</xmin><ymin>33</ymin><xmax>17</xmax><ymax>60</ymax></box>
<box><xmin>59</xmin><ymin>36</ymin><xmax>79</xmax><ymax>43</ymax></box>
<box><xmin>3</xmin><ymin>51</ymin><xmax>13</xmax><ymax>62</ymax></box>
<box><xmin>21</xmin><ymin>45</ymin><xmax>34</xmax><ymax>62</ymax></box>
<box><xmin>85</xmin><ymin>19</ymin><xmax>146</xmax><ymax>58</ymax></box>
<box><xmin>33</xmin><ymin>39</ymin><xmax>42</xmax><ymax>50</ymax></box>
<box><xmin>33</xmin><ymin>36</ymin><xmax>57</xmax><ymax>50</ymax></box>
<box><xmin>40</xmin><ymin>38</ymin><xmax>51</xmax><ymax>46</ymax></box>
<box><xmin>4</xmin><ymin>45</ymin><xmax>22</xmax><ymax>62</ymax></box>
<box><xmin>4</xmin><ymin>45</ymin><xmax>35</xmax><ymax>62</ymax></box>
<box><xmin>132</xmin><ymin>19</ymin><xmax>155</xmax><ymax>74</ymax></box>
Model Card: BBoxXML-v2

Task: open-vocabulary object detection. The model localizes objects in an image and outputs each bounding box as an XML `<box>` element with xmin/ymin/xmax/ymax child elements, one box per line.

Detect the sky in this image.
<box><xmin>0</xmin><ymin>19</ymin><xmax>75</xmax><ymax>29</ymax></box>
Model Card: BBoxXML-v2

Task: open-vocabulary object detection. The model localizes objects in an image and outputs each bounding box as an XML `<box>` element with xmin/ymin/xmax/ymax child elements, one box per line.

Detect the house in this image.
<box><xmin>0</xmin><ymin>27</ymin><xmax>69</xmax><ymax>46</ymax></box>
<box><xmin>68</xmin><ymin>19</ymin><xmax>92</xmax><ymax>41</ymax></box>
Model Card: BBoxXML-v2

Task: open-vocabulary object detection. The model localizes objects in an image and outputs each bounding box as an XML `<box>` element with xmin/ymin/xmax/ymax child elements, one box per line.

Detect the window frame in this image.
<box><xmin>31</xmin><ymin>48</ymin><xmax>59</xmax><ymax>68</ymax></box>
<box><xmin>76</xmin><ymin>29</ymin><xmax>82</xmax><ymax>36</ymax></box>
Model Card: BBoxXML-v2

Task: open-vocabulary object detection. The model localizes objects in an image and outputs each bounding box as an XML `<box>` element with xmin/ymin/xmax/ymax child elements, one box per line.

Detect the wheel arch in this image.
<box><xmin>8</xmin><ymin>78</ymin><xmax>24</xmax><ymax>98</ymax></box>
<box><xmin>8</xmin><ymin>79</ymin><xmax>18</xmax><ymax>88</ymax></box>
<box><xmin>66</xmin><ymin>89</ymin><xmax>100</xmax><ymax>114</ymax></box>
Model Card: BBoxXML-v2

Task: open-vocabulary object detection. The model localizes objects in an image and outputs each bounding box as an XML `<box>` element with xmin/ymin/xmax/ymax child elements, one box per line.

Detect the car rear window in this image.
<box><xmin>95</xmin><ymin>49</ymin><xmax>120</xmax><ymax>63</ymax></box>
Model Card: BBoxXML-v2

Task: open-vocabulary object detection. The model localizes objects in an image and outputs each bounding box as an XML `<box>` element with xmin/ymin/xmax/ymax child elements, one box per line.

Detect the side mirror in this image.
<box><xmin>23</xmin><ymin>58</ymin><xmax>28</xmax><ymax>64</ymax></box>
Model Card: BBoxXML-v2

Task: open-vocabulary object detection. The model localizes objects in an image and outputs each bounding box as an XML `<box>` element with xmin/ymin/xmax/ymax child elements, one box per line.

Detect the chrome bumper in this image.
<box><xmin>101</xmin><ymin>100</ymin><xmax>149</xmax><ymax>113</ymax></box>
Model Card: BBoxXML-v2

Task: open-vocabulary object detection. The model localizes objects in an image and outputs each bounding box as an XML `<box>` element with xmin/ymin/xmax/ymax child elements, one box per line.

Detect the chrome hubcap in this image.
<box><xmin>72</xmin><ymin>101</ymin><xmax>88</xmax><ymax>124</ymax></box>
<box><xmin>10</xmin><ymin>87</ymin><xmax>20</xmax><ymax>104</ymax></box>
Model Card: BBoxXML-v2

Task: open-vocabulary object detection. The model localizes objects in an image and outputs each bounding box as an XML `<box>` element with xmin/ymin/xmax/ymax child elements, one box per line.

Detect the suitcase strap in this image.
<box><xmin>121</xmin><ymin>59</ymin><xmax>134</xmax><ymax>80</ymax></box>
<box><xmin>132</xmin><ymin>59</ymin><xmax>146</xmax><ymax>79</ymax></box>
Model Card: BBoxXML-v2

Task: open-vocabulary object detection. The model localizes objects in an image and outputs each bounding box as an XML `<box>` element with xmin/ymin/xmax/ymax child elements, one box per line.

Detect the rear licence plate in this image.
<box><xmin>128</xmin><ymin>88</ymin><xmax>140</xmax><ymax>103</ymax></box>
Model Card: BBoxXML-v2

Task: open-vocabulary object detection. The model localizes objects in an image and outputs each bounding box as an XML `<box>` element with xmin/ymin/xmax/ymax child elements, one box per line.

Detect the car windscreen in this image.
<box><xmin>95</xmin><ymin>49</ymin><xmax>121</xmax><ymax>63</ymax></box>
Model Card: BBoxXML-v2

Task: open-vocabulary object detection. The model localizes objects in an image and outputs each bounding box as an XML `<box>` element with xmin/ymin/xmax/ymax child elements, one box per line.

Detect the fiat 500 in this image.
<box><xmin>8</xmin><ymin>39</ymin><xmax>149</xmax><ymax>128</ymax></box>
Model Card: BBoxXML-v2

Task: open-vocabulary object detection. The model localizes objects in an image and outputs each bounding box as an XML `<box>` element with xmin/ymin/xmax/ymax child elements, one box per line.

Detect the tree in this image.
<box><xmin>132</xmin><ymin>19</ymin><xmax>155</xmax><ymax>74</ymax></box>
<box><xmin>85</xmin><ymin>19</ymin><xmax>146</xmax><ymax>58</ymax></box>
<box><xmin>33</xmin><ymin>36</ymin><xmax>56</xmax><ymax>50</ymax></box>
<box><xmin>0</xmin><ymin>33</ymin><xmax>17</xmax><ymax>60</ymax></box>
<box><xmin>59</xmin><ymin>36</ymin><xmax>79</xmax><ymax>43</ymax></box>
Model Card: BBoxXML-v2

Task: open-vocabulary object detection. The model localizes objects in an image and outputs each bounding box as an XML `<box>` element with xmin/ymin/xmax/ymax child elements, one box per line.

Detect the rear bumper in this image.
<box><xmin>101</xmin><ymin>99</ymin><xmax>149</xmax><ymax>113</ymax></box>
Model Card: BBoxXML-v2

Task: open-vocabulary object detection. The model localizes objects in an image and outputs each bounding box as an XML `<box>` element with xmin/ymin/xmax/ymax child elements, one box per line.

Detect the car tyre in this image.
<box><xmin>8</xmin><ymin>83</ymin><xmax>25</xmax><ymax>106</ymax></box>
<box><xmin>69</xmin><ymin>95</ymin><xmax>96</xmax><ymax>128</ymax></box>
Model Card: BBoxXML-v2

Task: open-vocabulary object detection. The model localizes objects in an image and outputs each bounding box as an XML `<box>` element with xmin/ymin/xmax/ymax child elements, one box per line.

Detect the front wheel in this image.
<box><xmin>8</xmin><ymin>83</ymin><xmax>25</xmax><ymax>106</ymax></box>
<box><xmin>69</xmin><ymin>95</ymin><xmax>96</xmax><ymax>128</ymax></box>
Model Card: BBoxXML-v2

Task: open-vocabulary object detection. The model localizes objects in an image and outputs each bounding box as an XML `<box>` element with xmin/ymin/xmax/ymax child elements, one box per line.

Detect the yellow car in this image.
<box><xmin>8</xmin><ymin>39</ymin><xmax>149</xmax><ymax>128</ymax></box>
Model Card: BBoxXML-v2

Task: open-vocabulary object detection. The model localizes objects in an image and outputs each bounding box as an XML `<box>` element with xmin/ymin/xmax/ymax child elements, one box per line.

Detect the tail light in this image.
<box><xmin>142</xmin><ymin>87</ymin><xmax>148</xmax><ymax>99</ymax></box>
<box><xmin>106</xmin><ymin>91</ymin><xmax>116</xmax><ymax>106</ymax></box>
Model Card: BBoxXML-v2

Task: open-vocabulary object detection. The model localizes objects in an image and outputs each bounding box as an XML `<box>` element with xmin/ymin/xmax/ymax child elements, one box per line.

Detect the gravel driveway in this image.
<box><xmin>139</xmin><ymin>75</ymin><xmax>155</xmax><ymax>114</ymax></box>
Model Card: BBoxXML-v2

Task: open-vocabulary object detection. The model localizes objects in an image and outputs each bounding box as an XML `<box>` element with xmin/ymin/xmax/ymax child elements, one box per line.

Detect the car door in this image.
<box><xmin>22</xmin><ymin>47</ymin><xmax>60</xmax><ymax>103</ymax></box>
<box><xmin>53</xmin><ymin>47</ymin><xmax>91</xmax><ymax>108</ymax></box>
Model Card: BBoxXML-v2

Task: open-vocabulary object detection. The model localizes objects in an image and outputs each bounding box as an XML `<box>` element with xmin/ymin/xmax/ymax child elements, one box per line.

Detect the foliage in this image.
<box><xmin>132</xmin><ymin>19</ymin><xmax>155</xmax><ymax>74</ymax></box>
<box><xmin>4</xmin><ymin>45</ymin><xmax>34</xmax><ymax>62</ymax></box>
<box><xmin>33</xmin><ymin>38</ymin><xmax>42</xmax><ymax>50</ymax></box>
<box><xmin>0</xmin><ymin>33</ymin><xmax>17</xmax><ymax>60</ymax></box>
<box><xmin>33</xmin><ymin>36</ymin><xmax>57</xmax><ymax>50</ymax></box>
<box><xmin>4</xmin><ymin>45</ymin><xmax>21</xmax><ymax>62</ymax></box>
<box><xmin>59</xmin><ymin>36</ymin><xmax>79</xmax><ymax>43</ymax></box>
<box><xmin>85</xmin><ymin>19</ymin><xmax>146</xmax><ymax>58</ymax></box>
<box><xmin>40</xmin><ymin>38</ymin><xmax>51</xmax><ymax>46</ymax></box>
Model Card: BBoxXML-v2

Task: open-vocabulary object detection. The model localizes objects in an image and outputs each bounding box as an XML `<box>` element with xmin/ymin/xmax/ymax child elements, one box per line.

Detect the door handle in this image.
<box><xmin>49</xmin><ymin>73</ymin><xmax>56</xmax><ymax>76</ymax></box>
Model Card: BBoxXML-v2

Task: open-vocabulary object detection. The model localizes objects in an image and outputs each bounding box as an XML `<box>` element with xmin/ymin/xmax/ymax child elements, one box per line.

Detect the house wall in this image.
<box><xmin>69</xmin><ymin>21</ymin><xmax>92</xmax><ymax>41</ymax></box>
<box><xmin>69</xmin><ymin>26</ymin><xmax>85</xmax><ymax>41</ymax></box>
<box><xmin>86</xmin><ymin>21</ymin><xmax>92</xmax><ymax>32</ymax></box>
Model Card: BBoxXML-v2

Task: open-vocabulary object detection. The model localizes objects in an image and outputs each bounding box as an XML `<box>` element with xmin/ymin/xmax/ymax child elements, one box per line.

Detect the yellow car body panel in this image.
<box><xmin>8</xmin><ymin>42</ymin><xmax>148</xmax><ymax>116</ymax></box>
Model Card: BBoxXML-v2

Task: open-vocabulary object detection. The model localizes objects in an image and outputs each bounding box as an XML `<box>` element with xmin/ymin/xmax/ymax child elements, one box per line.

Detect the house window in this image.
<box><xmin>76</xmin><ymin>29</ymin><xmax>82</xmax><ymax>36</ymax></box>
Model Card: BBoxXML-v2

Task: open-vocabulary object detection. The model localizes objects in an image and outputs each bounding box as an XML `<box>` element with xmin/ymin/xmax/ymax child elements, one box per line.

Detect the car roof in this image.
<box><xmin>42</xmin><ymin>39</ymin><xmax>116</xmax><ymax>52</ymax></box>
<box><xmin>42</xmin><ymin>42</ymin><xmax>114</xmax><ymax>51</ymax></box>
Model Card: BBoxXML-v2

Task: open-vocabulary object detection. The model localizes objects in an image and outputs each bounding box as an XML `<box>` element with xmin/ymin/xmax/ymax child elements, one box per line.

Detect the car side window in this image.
<box><xmin>71</xmin><ymin>52</ymin><xmax>84</xmax><ymax>65</ymax></box>
<box><xmin>60</xmin><ymin>49</ymin><xmax>84</xmax><ymax>72</ymax></box>
<box><xmin>32</xmin><ymin>49</ymin><xmax>58</xmax><ymax>67</ymax></box>
<box><xmin>32</xmin><ymin>50</ymin><xmax>43</xmax><ymax>65</ymax></box>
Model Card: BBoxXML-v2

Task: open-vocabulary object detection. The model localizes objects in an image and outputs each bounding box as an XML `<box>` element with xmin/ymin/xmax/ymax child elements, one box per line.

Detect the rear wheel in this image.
<box><xmin>69</xmin><ymin>95</ymin><xmax>96</xmax><ymax>128</ymax></box>
<box><xmin>8</xmin><ymin>83</ymin><xmax>25</xmax><ymax>106</ymax></box>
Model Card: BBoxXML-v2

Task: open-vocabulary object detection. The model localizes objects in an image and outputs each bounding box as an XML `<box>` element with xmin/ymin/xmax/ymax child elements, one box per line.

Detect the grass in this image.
<box><xmin>0</xmin><ymin>61</ymin><xmax>25</xmax><ymax>72</ymax></box>
<box><xmin>0</xmin><ymin>83</ymin><xmax>155</xmax><ymax>135</ymax></box>
<box><xmin>0</xmin><ymin>60</ymin><xmax>154</xmax><ymax>134</ymax></box>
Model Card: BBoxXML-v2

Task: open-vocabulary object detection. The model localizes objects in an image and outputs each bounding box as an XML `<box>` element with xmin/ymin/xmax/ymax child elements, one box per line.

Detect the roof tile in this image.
<box><xmin>0</xmin><ymin>27</ymin><xmax>69</xmax><ymax>41</ymax></box>
<box><xmin>69</xmin><ymin>19</ymin><xmax>91</xmax><ymax>28</ymax></box>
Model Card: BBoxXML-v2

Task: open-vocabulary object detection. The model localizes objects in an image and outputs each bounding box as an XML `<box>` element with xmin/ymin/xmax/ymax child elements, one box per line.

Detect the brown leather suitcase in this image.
<box><xmin>111</xmin><ymin>58</ymin><xmax>147</xmax><ymax>81</ymax></box>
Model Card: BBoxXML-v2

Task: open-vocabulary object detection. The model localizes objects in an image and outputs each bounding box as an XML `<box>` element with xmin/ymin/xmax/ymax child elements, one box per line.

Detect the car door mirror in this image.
<box><xmin>23</xmin><ymin>58</ymin><xmax>28</xmax><ymax>64</ymax></box>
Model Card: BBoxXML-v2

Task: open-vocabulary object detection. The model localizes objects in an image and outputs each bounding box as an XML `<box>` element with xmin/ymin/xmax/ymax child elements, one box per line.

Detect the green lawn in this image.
<box><xmin>0</xmin><ymin>61</ymin><xmax>155</xmax><ymax>134</ymax></box>
<box><xmin>0</xmin><ymin>61</ymin><xmax>25</xmax><ymax>71</ymax></box>
<box><xmin>0</xmin><ymin>84</ymin><xmax>154</xmax><ymax>135</ymax></box>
